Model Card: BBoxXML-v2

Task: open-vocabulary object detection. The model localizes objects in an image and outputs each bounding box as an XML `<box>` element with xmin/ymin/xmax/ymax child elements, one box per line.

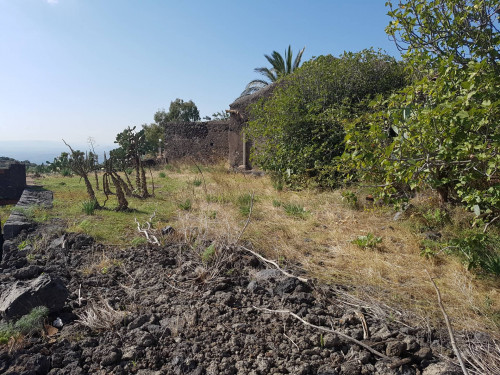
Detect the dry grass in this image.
<box><xmin>32</xmin><ymin>163</ymin><xmax>500</xmax><ymax>335</ymax></box>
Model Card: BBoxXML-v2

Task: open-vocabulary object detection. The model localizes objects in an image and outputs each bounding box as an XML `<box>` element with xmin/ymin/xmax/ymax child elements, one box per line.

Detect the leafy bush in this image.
<box><xmin>247</xmin><ymin>49</ymin><xmax>407</xmax><ymax>187</ymax></box>
<box><xmin>343</xmin><ymin>0</ymin><xmax>499</xmax><ymax>217</ymax></box>
<box><xmin>448</xmin><ymin>233</ymin><xmax>500</xmax><ymax>276</ymax></box>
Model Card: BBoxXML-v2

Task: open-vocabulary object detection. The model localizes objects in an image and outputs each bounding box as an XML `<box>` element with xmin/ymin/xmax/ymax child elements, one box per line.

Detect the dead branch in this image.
<box><xmin>254</xmin><ymin>306</ymin><xmax>389</xmax><ymax>360</ymax></box>
<box><xmin>426</xmin><ymin>270</ymin><xmax>470</xmax><ymax>375</ymax></box>
<box><xmin>134</xmin><ymin>214</ymin><xmax>160</xmax><ymax>246</ymax></box>
<box><xmin>235</xmin><ymin>191</ymin><xmax>254</xmax><ymax>244</ymax></box>
<box><xmin>240</xmin><ymin>245</ymin><xmax>308</xmax><ymax>283</ymax></box>
<box><xmin>484</xmin><ymin>215</ymin><xmax>499</xmax><ymax>233</ymax></box>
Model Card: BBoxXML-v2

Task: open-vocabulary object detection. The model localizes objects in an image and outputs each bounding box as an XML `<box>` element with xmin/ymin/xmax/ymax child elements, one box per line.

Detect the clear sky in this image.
<box><xmin>0</xmin><ymin>0</ymin><xmax>400</xmax><ymax>153</ymax></box>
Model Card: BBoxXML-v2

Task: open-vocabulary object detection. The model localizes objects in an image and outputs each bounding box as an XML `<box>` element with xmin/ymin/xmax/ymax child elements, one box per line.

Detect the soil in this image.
<box><xmin>0</xmin><ymin>220</ymin><xmax>466</xmax><ymax>374</ymax></box>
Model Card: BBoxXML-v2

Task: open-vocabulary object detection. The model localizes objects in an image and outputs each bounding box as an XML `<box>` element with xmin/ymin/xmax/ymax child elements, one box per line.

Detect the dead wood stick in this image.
<box><xmin>235</xmin><ymin>192</ymin><xmax>254</xmax><ymax>244</ymax></box>
<box><xmin>484</xmin><ymin>215</ymin><xmax>499</xmax><ymax>233</ymax></box>
<box><xmin>241</xmin><ymin>246</ymin><xmax>308</xmax><ymax>283</ymax></box>
<box><xmin>426</xmin><ymin>270</ymin><xmax>470</xmax><ymax>375</ymax></box>
<box><xmin>254</xmin><ymin>306</ymin><xmax>389</xmax><ymax>360</ymax></box>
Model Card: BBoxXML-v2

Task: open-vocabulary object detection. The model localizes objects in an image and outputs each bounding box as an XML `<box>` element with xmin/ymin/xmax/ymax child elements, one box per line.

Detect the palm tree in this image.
<box><xmin>241</xmin><ymin>45</ymin><xmax>305</xmax><ymax>96</ymax></box>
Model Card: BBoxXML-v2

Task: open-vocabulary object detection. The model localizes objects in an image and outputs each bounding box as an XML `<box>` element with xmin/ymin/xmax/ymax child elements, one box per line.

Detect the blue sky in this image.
<box><xmin>0</xmin><ymin>0</ymin><xmax>400</xmax><ymax>157</ymax></box>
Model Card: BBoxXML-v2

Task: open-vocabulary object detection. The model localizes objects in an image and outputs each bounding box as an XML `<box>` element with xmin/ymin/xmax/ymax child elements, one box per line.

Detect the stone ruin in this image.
<box><xmin>163</xmin><ymin>84</ymin><xmax>276</xmax><ymax>169</ymax></box>
<box><xmin>0</xmin><ymin>163</ymin><xmax>26</xmax><ymax>205</ymax></box>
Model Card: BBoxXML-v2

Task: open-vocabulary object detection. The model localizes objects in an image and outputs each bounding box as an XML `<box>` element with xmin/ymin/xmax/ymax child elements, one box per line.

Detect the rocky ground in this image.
<box><xmin>0</xmin><ymin>218</ymin><xmax>477</xmax><ymax>375</ymax></box>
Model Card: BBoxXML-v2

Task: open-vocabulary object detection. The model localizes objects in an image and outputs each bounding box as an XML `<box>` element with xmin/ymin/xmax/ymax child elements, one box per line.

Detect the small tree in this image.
<box><xmin>154</xmin><ymin>98</ymin><xmax>200</xmax><ymax>123</ymax></box>
<box><xmin>63</xmin><ymin>140</ymin><xmax>100</xmax><ymax>207</ymax></box>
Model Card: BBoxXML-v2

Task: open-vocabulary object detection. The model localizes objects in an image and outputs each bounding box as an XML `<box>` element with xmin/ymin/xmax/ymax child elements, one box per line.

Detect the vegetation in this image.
<box><xmin>242</xmin><ymin>45</ymin><xmax>305</xmax><ymax>96</ymax></box>
<box><xmin>154</xmin><ymin>98</ymin><xmax>200</xmax><ymax>123</ymax></box>
<box><xmin>0</xmin><ymin>306</ymin><xmax>49</xmax><ymax>345</ymax></box>
<box><xmin>247</xmin><ymin>49</ymin><xmax>407</xmax><ymax>187</ymax></box>
<box><xmin>31</xmin><ymin>166</ymin><xmax>499</xmax><ymax>332</ymax></box>
<box><xmin>343</xmin><ymin>0</ymin><xmax>499</xmax><ymax>218</ymax></box>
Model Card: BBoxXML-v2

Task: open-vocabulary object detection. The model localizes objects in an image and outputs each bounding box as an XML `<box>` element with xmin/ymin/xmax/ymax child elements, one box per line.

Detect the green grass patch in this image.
<box><xmin>283</xmin><ymin>203</ymin><xmax>308</xmax><ymax>219</ymax></box>
<box><xmin>0</xmin><ymin>306</ymin><xmax>49</xmax><ymax>344</ymax></box>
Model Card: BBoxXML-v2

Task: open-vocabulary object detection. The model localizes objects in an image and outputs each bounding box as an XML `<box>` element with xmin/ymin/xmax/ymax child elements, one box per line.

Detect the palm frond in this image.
<box><xmin>254</xmin><ymin>67</ymin><xmax>278</xmax><ymax>82</ymax></box>
<box><xmin>285</xmin><ymin>45</ymin><xmax>293</xmax><ymax>74</ymax></box>
<box><xmin>293</xmin><ymin>46</ymin><xmax>306</xmax><ymax>70</ymax></box>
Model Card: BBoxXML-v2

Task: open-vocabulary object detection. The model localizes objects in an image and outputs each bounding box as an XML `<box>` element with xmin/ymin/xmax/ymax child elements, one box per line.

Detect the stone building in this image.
<box><xmin>162</xmin><ymin>84</ymin><xmax>276</xmax><ymax>169</ymax></box>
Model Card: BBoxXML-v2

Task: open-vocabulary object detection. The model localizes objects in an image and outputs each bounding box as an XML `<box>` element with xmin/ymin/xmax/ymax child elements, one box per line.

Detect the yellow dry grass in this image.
<box><xmin>31</xmin><ymin>163</ymin><xmax>500</xmax><ymax>335</ymax></box>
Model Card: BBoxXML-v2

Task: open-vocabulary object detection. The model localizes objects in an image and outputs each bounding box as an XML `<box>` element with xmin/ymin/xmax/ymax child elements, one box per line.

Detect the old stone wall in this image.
<box><xmin>0</xmin><ymin>164</ymin><xmax>26</xmax><ymax>204</ymax></box>
<box><xmin>163</xmin><ymin>121</ymin><xmax>233</xmax><ymax>164</ymax></box>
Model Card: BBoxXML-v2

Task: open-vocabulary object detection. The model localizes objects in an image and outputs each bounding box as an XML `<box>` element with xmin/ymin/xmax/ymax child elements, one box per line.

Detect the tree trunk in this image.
<box><xmin>83</xmin><ymin>175</ymin><xmax>100</xmax><ymax>207</ymax></box>
<box><xmin>110</xmin><ymin>174</ymin><xmax>128</xmax><ymax>211</ymax></box>
<box><xmin>140</xmin><ymin>161</ymin><xmax>149</xmax><ymax>198</ymax></box>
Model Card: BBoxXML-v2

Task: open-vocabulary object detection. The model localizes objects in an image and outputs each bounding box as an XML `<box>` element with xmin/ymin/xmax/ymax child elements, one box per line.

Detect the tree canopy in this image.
<box><xmin>343</xmin><ymin>0</ymin><xmax>499</xmax><ymax>216</ymax></box>
<box><xmin>154</xmin><ymin>98</ymin><xmax>200</xmax><ymax>123</ymax></box>
<box><xmin>246</xmin><ymin>49</ymin><xmax>407</xmax><ymax>187</ymax></box>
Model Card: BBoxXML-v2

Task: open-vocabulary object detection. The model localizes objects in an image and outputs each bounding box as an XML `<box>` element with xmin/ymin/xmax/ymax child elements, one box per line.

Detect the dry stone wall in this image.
<box><xmin>0</xmin><ymin>163</ymin><xmax>26</xmax><ymax>204</ymax></box>
<box><xmin>163</xmin><ymin>121</ymin><xmax>235</xmax><ymax>164</ymax></box>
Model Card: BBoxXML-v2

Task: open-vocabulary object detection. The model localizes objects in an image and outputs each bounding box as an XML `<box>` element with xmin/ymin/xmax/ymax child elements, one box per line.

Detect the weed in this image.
<box><xmin>207</xmin><ymin>210</ymin><xmax>217</xmax><ymax>219</ymax></box>
<box><xmin>0</xmin><ymin>306</ymin><xmax>49</xmax><ymax>344</ymax></box>
<box><xmin>448</xmin><ymin>233</ymin><xmax>500</xmax><ymax>276</ymax></box>
<box><xmin>192</xmin><ymin>179</ymin><xmax>202</xmax><ymax>187</ymax></box>
<box><xmin>82</xmin><ymin>199</ymin><xmax>98</xmax><ymax>215</ymax></box>
<box><xmin>78</xmin><ymin>219</ymin><xmax>92</xmax><ymax>232</ymax></box>
<box><xmin>272</xmin><ymin>200</ymin><xmax>282</xmax><ymax>208</ymax></box>
<box><xmin>237</xmin><ymin>193</ymin><xmax>254</xmax><ymax>216</ymax></box>
<box><xmin>17</xmin><ymin>239</ymin><xmax>30</xmax><ymax>251</ymax></box>
<box><xmin>206</xmin><ymin>194</ymin><xmax>229</xmax><ymax>204</ymax></box>
<box><xmin>272</xmin><ymin>178</ymin><xmax>284</xmax><ymax>191</ymax></box>
<box><xmin>131</xmin><ymin>237</ymin><xmax>147</xmax><ymax>247</ymax></box>
<box><xmin>352</xmin><ymin>233</ymin><xmax>382</xmax><ymax>249</ymax></box>
<box><xmin>58</xmin><ymin>181</ymin><xmax>66</xmax><ymax>186</ymax></box>
<box><xmin>179</xmin><ymin>199</ymin><xmax>192</xmax><ymax>211</ymax></box>
<box><xmin>422</xmin><ymin>208</ymin><xmax>449</xmax><ymax>229</ymax></box>
<box><xmin>283</xmin><ymin>203</ymin><xmax>307</xmax><ymax>219</ymax></box>
<box><xmin>159</xmin><ymin>172</ymin><xmax>166</xmax><ymax>178</ymax></box>
<box><xmin>320</xmin><ymin>334</ymin><xmax>325</xmax><ymax>348</ymax></box>
<box><xmin>201</xmin><ymin>244</ymin><xmax>216</xmax><ymax>264</ymax></box>
<box><xmin>341</xmin><ymin>191</ymin><xmax>358</xmax><ymax>209</ymax></box>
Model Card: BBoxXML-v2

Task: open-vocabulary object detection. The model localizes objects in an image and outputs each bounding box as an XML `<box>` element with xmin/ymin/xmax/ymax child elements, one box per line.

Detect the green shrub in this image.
<box><xmin>159</xmin><ymin>172</ymin><xmax>166</xmax><ymax>178</ymax></box>
<box><xmin>247</xmin><ymin>49</ymin><xmax>407</xmax><ymax>187</ymax></box>
<box><xmin>272</xmin><ymin>200</ymin><xmax>282</xmax><ymax>208</ymax></box>
<box><xmin>0</xmin><ymin>306</ymin><xmax>49</xmax><ymax>343</ymax></box>
<box><xmin>352</xmin><ymin>233</ymin><xmax>382</xmax><ymax>249</ymax></box>
<box><xmin>192</xmin><ymin>179</ymin><xmax>202</xmax><ymax>187</ymax></box>
<box><xmin>448</xmin><ymin>233</ymin><xmax>500</xmax><ymax>276</ymax></box>
<box><xmin>82</xmin><ymin>200</ymin><xmax>98</xmax><ymax>215</ymax></box>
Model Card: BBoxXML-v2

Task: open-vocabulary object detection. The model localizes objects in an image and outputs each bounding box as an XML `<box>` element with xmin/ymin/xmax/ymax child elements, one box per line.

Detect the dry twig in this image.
<box><xmin>254</xmin><ymin>306</ymin><xmax>389</xmax><ymax>360</ymax></box>
<box><xmin>426</xmin><ymin>270</ymin><xmax>470</xmax><ymax>375</ymax></box>
<box><xmin>235</xmin><ymin>192</ymin><xmax>254</xmax><ymax>244</ymax></box>
<box><xmin>241</xmin><ymin>246</ymin><xmax>308</xmax><ymax>283</ymax></box>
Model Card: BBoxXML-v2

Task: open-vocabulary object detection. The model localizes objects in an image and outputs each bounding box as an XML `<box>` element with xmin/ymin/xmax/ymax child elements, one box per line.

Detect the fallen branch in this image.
<box><xmin>241</xmin><ymin>246</ymin><xmax>308</xmax><ymax>283</ymax></box>
<box><xmin>254</xmin><ymin>306</ymin><xmax>389</xmax><ymax>360</ymax></box>
<box><xmin>483</xmin><ymin>215</ymin><xmax>499</xmax><ymax>234</ymax></box>
<box><xmin>426</xmin><ymin>270</ymin><xmax>470</xmax><ymax>375</ymax></box>
<box><xmin>134</xmin><ymin>212</ymin><xmax>160</xmax><ymax>246</ymax></box>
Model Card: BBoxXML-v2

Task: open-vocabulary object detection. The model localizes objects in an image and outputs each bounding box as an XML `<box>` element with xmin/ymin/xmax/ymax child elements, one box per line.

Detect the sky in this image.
<box><xmin>0</xmin><ymin>0</ymin><xmax>401</xmax><ymax>162</ymax></box>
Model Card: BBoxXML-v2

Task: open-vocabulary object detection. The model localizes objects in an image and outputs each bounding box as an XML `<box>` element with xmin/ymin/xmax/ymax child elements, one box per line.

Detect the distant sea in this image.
<box><xmin>0</xmin><ymin>140</ymin><xmax>114</xmax><ymax>165</ymax></box>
